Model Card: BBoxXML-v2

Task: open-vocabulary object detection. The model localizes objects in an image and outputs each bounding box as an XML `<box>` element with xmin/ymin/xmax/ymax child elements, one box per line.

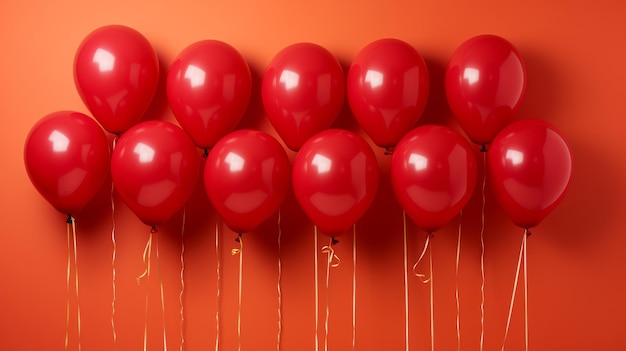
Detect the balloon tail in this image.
<box><xmin>277</xmin><ymin>210</ymin><xmax>283</xmax><ymax>351</ymax></box>
<box><xmin>480</xmin><ymin>152</ymin><xmax>487</xmax><ymax>351</ymax></box>
<box><xmin>455</xmin><ymin>211</ymin><xmax>462</xmax><ymax>351</ymax></box>
<box><xmin>214</xmin><ymin>220</ymin><xmax>221</xmax><ymax>351</ymax></box>
<box><xmin>231</xmin><ymin>233</ymin><xmax>243</xmax><ymax>351</ymax></box>
<box><xmin>179</xmin><ymin>210</ymin><xmax>186</xmax><ymax>351</ymax></box>
<box><xmin>501</xmin><ymin>230</ymin><xmax>526</xmax><ymax>351</ymax></box>
<box><xmin>402</xmin><ymin>211</ymin><xmax>410</xmax><ymax>351</ymax></box>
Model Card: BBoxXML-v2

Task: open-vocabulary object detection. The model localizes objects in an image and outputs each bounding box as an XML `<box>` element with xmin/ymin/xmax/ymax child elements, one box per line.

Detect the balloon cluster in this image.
<box><xmin>23</xmin><ymin>26</ymin><xmax>572</xmax><ymax>235</ymax></box>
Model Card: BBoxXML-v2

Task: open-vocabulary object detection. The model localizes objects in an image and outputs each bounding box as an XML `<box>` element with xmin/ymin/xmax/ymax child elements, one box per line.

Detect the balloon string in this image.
<box><xmin>321</xmin><ymin>237</ymin><xmax>340</xmax><ymax>351</ymax></box>
<box><xmin>402</xmin><ymin>211</ymin><xmax>410</xmax><ymax>351</ymax></box>
<box><xmin>179</xmin><ymin>210</ymin><xmax>186</xmax><ymax>351</ymax></box>
<box><xmin>111</xmin><ymin>178</ymin><xmax>118</xmax><ymax>349</ymax></box>
<box><xmin>428</xmin><ymin>239</ymin><xmax>434</xmax><ymax>351</ymax></box>
<box><xmin>214</xmin><ymin>220</ymin><xmax>221</xmax><ymax>351</ymax></box>
<box><xmin>480</xmin><ymin>152</ymin><xmax>487</xmax><ymax>351</ymax></box>
<box><xmin>455</xmin><ymin>211</ymin><xmax>462</xmax><ymax>351</ymax></box>
<box><xmin>231</xmin><ymin>233</ymin><xmax>243</xmax><ymax>351</ymax></box>
<box><xmin>314</xmin><ymin>226</ymin><xmax>320</xmax><ymax>351</ymax></box>
<box><xmin>70</xmin><ymin>217</ymin><xmax>82</xmax><ymax>351</ymax></box>
<box><xmin>352</xmin><ymin>224</ymin><xmax>356</xmax><ymax>351</ymax></box>
<box><xmin>138</xmin><ymin>230</ymin><xmax>154</xmax><ymax>351</ymax></box>
<box><xmin>523</xmin><ymin>229</ymin><xmax>529</xmax><ymax>351</ymax></box>
<box><xmin>156</xmin><ymin>231</ymin><xmax>168</xmax><ymax>351</ymax></box>
<box><xmin>413</xmin><ymin>234</ymin><xmax>432</xmax><ymax>283</ymax></box>
<box><xmin>277</xmin><ymin>210</ymin><xmax>282</xmax><ymax>351</ymax></box>
<box><xmin>501</xmin><ymin>231</ymin><xmax>525</xmax><ymax>351</ymax></box>
<box><xmin>65</xmin><ymin>218</ymin><xmax>71</xmax><ymax>351</ymax></box>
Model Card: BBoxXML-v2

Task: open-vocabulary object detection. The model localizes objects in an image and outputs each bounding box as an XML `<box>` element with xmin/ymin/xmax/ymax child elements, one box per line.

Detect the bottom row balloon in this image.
<box><xmin>24</xmin><ymin>111</ymin><xmax>572</xmax><ymax>235</ymax></box>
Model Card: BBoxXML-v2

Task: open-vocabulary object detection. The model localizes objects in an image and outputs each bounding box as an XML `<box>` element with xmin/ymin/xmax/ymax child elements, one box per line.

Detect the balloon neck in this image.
<box><xmin>524</xmin><ymin>228</ymin><xmax>532</xmax><ymax>237</ymax></box>
<box><xmin>480</xmin><ymin>144</ymin><xmax>488</xmax><ymax>152</ymax></box>
<box><xmin>384</xmin><ymin>146</ymin><xmax>395</xmax><ymax>156</ymax></box>
<box><xmin>151</xmin><ymin>226</ymin><xmax>157</xmax><ymax>233</ymax></box>
<box><xmin>331</xmin><ymin>236</ymin><xmax>339</xmax><ymax>246</ymax></box>
<box><xmin>426</xmin><ymin>232</ymin><xmax>434</xmax><ymax>239</ymax></box>
<box><xmin>66</xmin><ymin>214</ymin><xmax>73</xmax><ymax>224</ymax></box>
<box><xmin>202</xmin><ymin>149</ymin><xmax>209</xmax><ymax>158</ymax></box>
<box><xmin>235</xmin><ymin>232</ymin><xmax>243</xmax><ymax>242</ymax></box>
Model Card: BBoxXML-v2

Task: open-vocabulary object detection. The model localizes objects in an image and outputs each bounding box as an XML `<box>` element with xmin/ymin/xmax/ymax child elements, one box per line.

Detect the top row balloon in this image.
<box><xmin>73</xmin><ymin>25</ymin><xmax>526</xmax><ymax>151</ymax></box>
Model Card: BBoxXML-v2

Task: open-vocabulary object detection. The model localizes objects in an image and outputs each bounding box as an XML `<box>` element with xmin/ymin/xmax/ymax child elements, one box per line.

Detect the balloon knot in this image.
<box><xmin>525</xmin><ymin>228</ymin><xmax>532</xmax><ymax>237</ymax></box>
<box><xmin>480</xmin><ymin>144</ymin><xmax>488</xmax><ymax>152</ymax></box>
<box><xmin>66</xmin><ymin>214</ymin><xmax>73</xmax><ymax>224</ymax></box>
<box><xmin>235</xmin><ymin>232</ymin><xmax>242</xmax><ymax>242</ymax></box>
<box><xmin>384</xmin><ymin>146</ymin><xmax>395</xmax><ymax>156</ymax></box>
<box><xmin>202</xmin><ymin>149</ymin><xmax>209</xmax><ymax>158</ymax></box>
<box><xmin>151</xmin><ymin>226</ymin><xmax>157</xmax><ymax>233</ymax></box>
<box><xmin>331</xmin><ymin>237</ymin><xmax>339</xmax><ymax>246</ymax></box>
<box><xmin>426</xmin><ymin>232</ymin><xmax>434</xmax><ymax>239</ymax></box>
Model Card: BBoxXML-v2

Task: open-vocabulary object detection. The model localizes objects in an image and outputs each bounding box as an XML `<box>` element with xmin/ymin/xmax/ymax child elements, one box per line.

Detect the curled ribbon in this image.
<box><xmin>321</xmin><ymin>238</ymin><xmax>340</xmax><ymax>268</ymax></box>
<box><xmin>231</xmin><ymin>233</ymin><xmax>243</xmax><ymax>256</ymax></box>
<box><xmin>413</xmin><ymin>234</ymin><xmax>433</xmax><ymax>283</ymax></box>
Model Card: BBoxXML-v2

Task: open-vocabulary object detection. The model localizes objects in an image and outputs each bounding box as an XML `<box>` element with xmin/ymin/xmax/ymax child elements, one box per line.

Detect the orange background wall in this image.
<box><xmin>1</xmin><ymin>1</ymin><xmax>624</xmax><ymax>350</ymax></box>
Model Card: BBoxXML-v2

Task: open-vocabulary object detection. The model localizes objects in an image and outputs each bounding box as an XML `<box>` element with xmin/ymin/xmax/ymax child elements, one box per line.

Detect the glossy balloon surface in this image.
<box><xmin>347</xmin><ymin>38</ymin><xmax>430</xmax><ymax>148</ymax></box>
<box><xmin>292</xmin><ymin>129</ymin><xmax>379</xmax><ymax>236</ymax></box>
<box><xmin>204</xmin><ymin>130</ymin><xmax>290</xmax><ymax>233</ymax></box>
<box><xmin>488</xmin><ymin>119</ymin><xmax>572</xmax><ymax>228</ymax></box>
<box><xmin>111</xmin><ymin>121</ymin><xmax>200</xmax><ymax>226</ymax></box>
<box><xmin>391</xmin><ymin>125</ymin><xmax>477</xmax><ymax>232</ymax></box>
<box><xmin>74</xmin><ymin>25</ymin><xmax>159</xmax><ymax>134</ymax></box>
<box><xmin>24</xmin><ymin>111</ymin><xmax>110</xmax><ymax>215</ymax></box>
<box><xmin>262</xmin><ymin>43</ymin><xmax>345</xmax><ymax>151</ymax></box>
<box><xmin>445</xmin><ymin>35</ymin><xmax>526</xmax><ymax>145</ymax></box>
<box><xmin>167</xmin><ymin>40</ymin><xmax>252</xmax><ymax>149</ymax></box>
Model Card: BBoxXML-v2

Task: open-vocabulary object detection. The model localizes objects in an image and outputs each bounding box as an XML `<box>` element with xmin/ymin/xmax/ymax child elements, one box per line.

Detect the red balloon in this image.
<box><xmin>391</xmin><ymin>125</ymin><xmax>477</xmax><ymax>233</ymax></box>
<box><xmin>488</xmin><ymin>119</ymin><xmax>572</xmax><ymax>228</ymax></box>
<box><xmin>347</xmin><ymin>38</ymin><xmax>430</xmax><ymax>149</ymax></box>
<box><xmin>24</xmin><ymin>111</ymin><xmax>110</xmax><ymax>215</ymax></box>
<box><xmin>111</xmin><ymin>121</ymin><xmax>200</xmax><ymax>227</ymax></box>
<box><xmin>167</xmin><ymin>40</ymin><xmax>252</xmax><ymax>149</ymax></box>
<box><xmin>262</xmin><ymin>43</ymin><xmax>345</xmax><ymax>151</ymax></box>
<box><xmin>293</xmin><ymin>129</ymin><xmax>379</xmax><ymax>236</ymax></box>
<box><xmin>74</xmin><ymin>25</ymin><xmax>159</xmax><ymax>134</ymax></box>
<box><xmin>445</xmin><ymin>35</ymin><xmax>526</xmax><ymax>146</ymax></box>
<box><xmin>204</xmin><ymin>130</ymin><xmax>290</xmax><ymax>233</ymax></box>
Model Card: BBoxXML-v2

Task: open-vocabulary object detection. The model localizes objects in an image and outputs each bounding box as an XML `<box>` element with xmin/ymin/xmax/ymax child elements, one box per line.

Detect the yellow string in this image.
<box><xmin>455</xmin><ymin>211</ymin><xmax>462</xmax><ymax>351</ymax></box>
<box><xmin>70</xmin><ymin>217</ymin><xmax>82</xmax><ymax>351</ymax></box>
<box><xmin>501</xmin><ymin>231</ymin><xmax>525</xmax><ymax>351</ymax></box>
<box><xmin>231</xmin><ymin>233</ymin><xmax>243</xmax><ymax>351</ymax></box>
<box><xmin>352</xmin><ymin>224</ymin><xmax>356</xmax><ymax>351</ymax></box>
<box><xmin>480</xmin><ymin>152</ymin><xmax>487</xmax><ymax>351</ymax></box>
<box><xmin>214</xmin><ymin>220</ymin><xmax>221</xmax><ymax>351</ymax></box>
<box><xmin>180</xmin><ymin>210</ymin><xmax>186</xmax><ymax>351</ymax></box>
<box><xmin>413</xmin><ymin>235</ymin><xmax>432</xmax><ymax>284</ymax></box>
<box><xmin>428</xmin><ymin>239</ymin><xmax>434</xmax><ymax>351</ymax></box>
<box><xmin>321</xmin><ymin>236</ymin><xmax>340</xmax><ymax>351</ymax></box>
<box><xmin>523</xmin><ymin>229</ymin><xmax>529</xmax><ymax>351</ymax></box>
<box><xmin>65</xmin><ymin>218</ymin><xmax>71</xmax><ymax>351</ymax></box>
<box><xmin>156</xmin><ymin>231</ymin><xmax>168</xmax><ymax>351</ymax></box>
<box><xmin>277</xmin><ymin>210</ymin><xmax>283</xmax><ymax>351</ymax></box>
<box><xmin>314</xmin><ymin>226</ymin><xmax>320</xmax><ymax>351</ymax></box>
<box><xmin>402</xmin><ymin>212</ymin><xmax>409</xmax><ymax>351</ymax></box>
<box><xmin>110</xmin><ymin>173</ymin><xmax>118</xmax><ymax>350</ymax></box>
<box><xmin>138</xmin><ymin>230</ymin><xmax>154</xmax><ymax>351</ymax></box>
